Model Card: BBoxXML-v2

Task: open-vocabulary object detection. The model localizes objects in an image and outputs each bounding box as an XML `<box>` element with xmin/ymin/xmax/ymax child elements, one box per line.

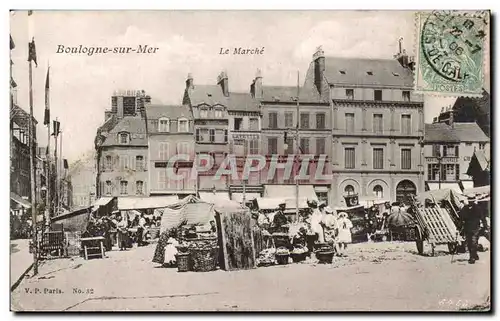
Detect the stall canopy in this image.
<box><xmin>231</xmin><ymin>193</ymin><xmax>260</xmax><ymax>203</ymax></box>
<box><xmin>51</xmin><ymin>206</ymin><xmax>92</xmax><ymax>232</ymax></box>
<box><xmin>117</xmin><ymin>196</ymin><xmax>179</xmax><ymax>210</ymax></box>
<box><xmin>10</xmin><ymin>192</ymin><xmax>31</xmax><ymax>209</ymax></box>
<box><xmin>415</xmin><ymin>188</ymin><xmax>466</xmax><ymax>210</ymax></box>
<box><xmin>156</xmin><ymin>196</ymin><xmax>215</xmax><ymax>233</ymax></box>
<box><xmin>461</xmin><ymin>181</ymin><xmax>474</xmax><ymax>191</ymax></box>
<box><xmin>463</xmin><ymin>185</ymin><xmax>490</xmax><ymax>198</ymax></box>
<box><xmin>359</xmin><ymin>196</ymin><xmax>390</xmax><ymax>208</ymax></box>
<box><xmin>199</xmin><ymin>192</ymin><xmax>231</xmax><ymax>204</ymax></box>
<box><xmin>263</xmin><ymin>185</ymin><xmax>318</xmax><ymax>201</ymax></box>
<box><xmin>427</xmin><ymin>182</ymin><xmax>462</xmax><ymax>194</ymax></box>
<box><xmin>255</xmin><ymin>197</ymin><xmax>309</xmax><ymax>210</ymax></box>
<box><xmin>93</xmin><ymin>197</ymin><xmax>114</xmax><ymax>207</ymax></box>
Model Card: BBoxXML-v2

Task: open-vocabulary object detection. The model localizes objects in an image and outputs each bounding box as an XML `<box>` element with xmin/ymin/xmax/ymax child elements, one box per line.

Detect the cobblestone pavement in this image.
<box><xmin>11</xmin><ymin>241</ymin><xmax>490</xmax><ymax>311</ymax></box>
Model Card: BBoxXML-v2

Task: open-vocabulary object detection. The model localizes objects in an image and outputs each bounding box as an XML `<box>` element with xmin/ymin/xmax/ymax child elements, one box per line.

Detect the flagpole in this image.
<box><xmin>45</xmin><ymin>66</ymin><xmax>51</xmax><ymax>226</ymax></box>
<box><xmin>59</xmin><ymin>130</ymin><xmax>63</xmax><ymax>211</ymax></box>
<box><xmin>295</xmin><ymin>71</ymin><xmax>300</xmax><ymax>222</ymax></box>
<box><xmin>28</xmin><ymin>47</ymin><xmax>38</xmax><ymax>276</ymax></box>
<box><xmin>54</xmin><ymin>118</ymin><xmax>58</xmax><ymax>216</ymax></box>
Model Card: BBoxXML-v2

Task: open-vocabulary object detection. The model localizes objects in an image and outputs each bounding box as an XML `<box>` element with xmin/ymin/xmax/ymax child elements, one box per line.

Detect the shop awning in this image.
<box><xmin>461</xmin><ymin>181</ymin><xmax>474</xmax><ymax>191</ymax></box>
<box><xmin>314</xmin><ymin>186</ymin><xmax>329</xmax><ymax>193</ymax></box>
<box><xmin>427</xmin><ymin>182</ymin><xmax>462</xmax><ymax>194</ymax></box>
<box><xmin>231</xmin><ymin>193</ymin><xmax>260</xmax><ymax>203</ymax></box>
<box><xmin>255</xmin><ymin>197</ymin><xmax>309</xmax><ymax>210</ymax></box>
<box><xmin>359</xmin><ymin>196</ymin><xmax>390</xmax><ymax>208</ymax></box>
<box><xmin>199</xmin><ymin>192</ymin><xmax>231</xmax><ymax>205</ymax></box>
<box><xmin>117</xmin><ymin>196</ymin><xmax>179</xmax><ymax>210</ymax></box>
<box><xmin>263</xmin><ymin>185</ymin><xmax>318</xmax><ymax>201</ymax></box>
<box><xmin>463</xmin><ymin>185</ymin><xmax>490</xmax><ymax>197</ymax></box>
<box><xmin>93</xmin><ymin>197</ymin><xmax>114</xmax><ymax>207</ymax></box>
<box><xmin>10</xmin><ymin>192</ymin><xmax>31</xmax><ymax>209</ymax></box>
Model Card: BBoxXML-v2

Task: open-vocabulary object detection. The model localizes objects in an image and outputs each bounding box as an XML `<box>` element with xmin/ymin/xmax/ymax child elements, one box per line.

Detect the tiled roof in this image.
<box><xmin>424</xmin><ymin>122</ymin><xmax>489</xmax><ymax>143</ymax></box>
<box><xmin>261</xmin><ymin>86</ymin><xmax>324</xmax><ymax>103</ymax></box>
<box><xmin>474</xmin><ymin>150</ymin><xmax>490</xmax><ymax>171</ymax></box>
<box><xmin>452</xmin><ymin>123</ymin><xmax>489</xmax><ymax>142</ymax></box>
<box><xmin>10</xmin><ymin>104</ymin><xmax>38</xmax><ymax>128</ymax></box>
<box><xmin>102</xmin><ymin>116</ymin><xmax>147</xmax><ymax>147</ymax></box>
<box><xmin>146</xmin><ymin>104</ymin><xmax>192</xmax><ymax>120</ymax></box>
<box><xmin>187</xmin><ymin>85</ymin><xmax>259</xmax><ymax>112</ymax></box>
<box><xmin>323</xmin><ymin>57</ymin><xmax>413</xmax><ymax>88</ymax></box>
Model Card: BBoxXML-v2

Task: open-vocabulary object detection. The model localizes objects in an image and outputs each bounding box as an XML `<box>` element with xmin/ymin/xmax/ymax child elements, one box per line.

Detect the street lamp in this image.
<box><xmin>436</xmin><ymin>147</ymin><xmax>443</xmax><ymax>190</ymax></box>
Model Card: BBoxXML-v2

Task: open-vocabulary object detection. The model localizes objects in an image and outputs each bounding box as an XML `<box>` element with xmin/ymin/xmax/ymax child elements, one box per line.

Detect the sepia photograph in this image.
<box><xmin>9</xmin><ymin>9</ymin><xmax>491</xmax><ymax>311</ymax></box>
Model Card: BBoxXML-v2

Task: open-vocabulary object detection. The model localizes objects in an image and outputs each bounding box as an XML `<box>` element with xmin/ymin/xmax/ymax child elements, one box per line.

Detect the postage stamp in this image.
<box><xmin>414</xmin><ymin>10</ymin><xmax>489</xmax><ymax>97</ymax></box>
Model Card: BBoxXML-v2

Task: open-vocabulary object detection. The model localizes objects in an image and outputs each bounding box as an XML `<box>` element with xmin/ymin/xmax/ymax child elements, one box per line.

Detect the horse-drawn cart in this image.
<box><xmin>412</xmin><ymin>206</ymin><xmax>461</xmax><ymax>256</ymax></box>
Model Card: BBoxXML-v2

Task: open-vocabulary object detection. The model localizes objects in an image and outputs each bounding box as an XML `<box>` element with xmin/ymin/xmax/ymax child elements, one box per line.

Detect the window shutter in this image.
<box><xmin>443</xmin><ymin>146</ymin><xmax>447</xmax><ymax>157</ymax></box>
<box><xmin>455</xmin><ymin>146</ymin><xmax>459</xmax><ymax>157</ymax></box>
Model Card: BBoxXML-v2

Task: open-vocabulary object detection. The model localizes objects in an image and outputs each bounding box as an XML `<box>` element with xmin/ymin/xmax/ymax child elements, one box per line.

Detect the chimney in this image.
<box><xmin>186</xmin><ymin>73</ymin><xmax>194</xmax><ymax>90</ymax></box>
<box><xmin>251</xmin><ymin>69</ymin><xmax>263</xmax><ymax>99</ymax></box>
<box><xmin>449</xmin><ymin>108</ymin><xmax>454</xmax><ymax>128</ymax></box>
<box><xmin>217</xmin><ymin>71</ymin><xmax>229</xmax><ymax>97</ymax></box>
<box><xmin>395</xmin><ymin>38</ymin><xmax>411</xmax><ymax>69</ymax></box>
<box><xmin>313</xmin><ymin>46</ymin><xmax>326</xmax><ymax>99</ymax></box>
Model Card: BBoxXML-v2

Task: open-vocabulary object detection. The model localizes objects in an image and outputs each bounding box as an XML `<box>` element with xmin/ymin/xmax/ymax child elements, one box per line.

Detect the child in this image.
<box><xmin>337</xmin><ymin>212</ymin><xmax>353</xmax><ymax>257</ymax></box>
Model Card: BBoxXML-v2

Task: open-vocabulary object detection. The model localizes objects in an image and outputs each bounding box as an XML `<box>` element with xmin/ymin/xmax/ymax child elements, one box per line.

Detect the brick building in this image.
<box><xmin>95</xmin><ymin>90</ymin><xmax>150</xmax><ymax>198</ymax></box>
<box><xmin>147</xmin><ymin>104</ymin><xmax>195</xmax><ymax>196</ymax></box>
<box><xmin>424</xmin><ymin>122</ymin><xmax>489</xmax><ymax>193</ymax></box>
<box><xmin>303</xmin><ymin>47</ymin><xmax>425</xmax><ymax>205</ymax></box>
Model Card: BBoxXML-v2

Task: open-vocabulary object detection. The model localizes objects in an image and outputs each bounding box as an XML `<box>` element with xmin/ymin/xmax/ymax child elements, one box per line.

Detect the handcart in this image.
<box><xmin>412</xmin><ymin>205</ymin><xmax>461</xmax><ymax>256</ymax></box>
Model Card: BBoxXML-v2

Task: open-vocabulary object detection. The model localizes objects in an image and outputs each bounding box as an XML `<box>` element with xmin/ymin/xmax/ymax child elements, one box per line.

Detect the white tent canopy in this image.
<box><xmin>118</xmin><ymin>196</ymin><xmax>179</xmax><ymax>210</ymax></box>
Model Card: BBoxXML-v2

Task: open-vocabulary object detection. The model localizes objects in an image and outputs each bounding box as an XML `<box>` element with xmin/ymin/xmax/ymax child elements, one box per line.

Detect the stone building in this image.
<box><xmin>303</xmin><ymin>47</ymin><xmax>425</xmax><ymax>205</ymax></box>
<box><xmin>68</xmin><ymin>151</ymin><xmax>97</xmax><ymax>209</ymax></box>
<box><xmin>95</xmin><ymin>90</ymin><xmax>150</xmax><ymax>198</ymax></box>
<box><xmin>147</xmin><ymin>104</ymin><xmax>195</xmax><ymax>196</ymax></box>
<box><xmin>424</xmin><ymin>122</ymin><xmax>490</xmax><ymax>193</ymax></box>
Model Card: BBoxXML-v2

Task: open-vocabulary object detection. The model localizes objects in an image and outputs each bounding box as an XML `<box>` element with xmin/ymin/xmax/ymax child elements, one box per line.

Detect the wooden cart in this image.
<box><xmin>81</xmin><ymin>236</ymin><xmax>106</xmax><ymax>260</ymax></box>
<box><xmin>412</xmin><ymin>206</ymin><xmax>460</xmax><ymax>256</ymax></box>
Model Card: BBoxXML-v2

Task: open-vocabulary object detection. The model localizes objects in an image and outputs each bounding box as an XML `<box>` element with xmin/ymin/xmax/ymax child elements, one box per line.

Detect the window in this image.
<box><xmin>401</xmin><ymin>115</ymin><xmax>411</xmax><ymax>135</ymax></box>
<box><xmin>402</xmin><ymin>91</ymin><xmax>410</xmax><ymax>102</ymax></box>
<box><xmin>374</xmin><ymin>90</ymin><xmax>382</xmax><ymax>101</ymax></box>
<box><xmin>427</xmin><ymin>164</ymin><xmax>440</xmax><ymax>181</ymax></box>
<box><xmin>214</xmin><ymin>108</ymin><xmax>223</xmax><ymax>118</ymax></box>
<box><xmin>158</xmin><ymin>118</ymin><xmax>170</xmax><ymax>132</ymax></box>
<box><xmin>316</xmin><ymin>138</ymin><xmax>325</xmax><ymax>155</ymax></box>
<box><xmin>466</xmin><ymin>142</ymin><xmax>472</xmax><ymax>146</ymax></box>
<box><xmin>455</xmin><ymin>164</ymin><xmax>460</xmax><ymax>181</ymax></box>
<box><xmin>432</xmin><ymin>145</ymin><xmax>441</xmax><ymax>157</ymax></box>
<box><xmin>224</xmin><ymin>129</ymin><xmax>228</xmax><ymax>143</ymax></box>
<box><xmin>401</xmin><ymin>148</ymin><xmax>411</xmax><ymax>170</ymax></box>
<box><xmin>249</xmin><ymin>140</ymin><xmax>259</xmax><ymax>154</ymax></box>
<box><xmin>119</xmin><ymin>133</ymin><xmax>129</xmax><ymax>144</ymax></box>
<box><xmin>443</xmin><ymin>145</ymin><xmax>458</xmax><ymax>157</ymax></box>
<box><xmin>199</xmin><ymin>108</ymin><xmax>208</xmax><ymax>118</ymax></box>
<box><xmin>136</xmin><ymin>155</ymin><xmax>144</xmax><ymax>171</ymax></box>
<box><xmin>105</xmin><ymin>155</ymin><xmax>112</xmax><ymax>171</ymax></box>
<box><xmin>300</xmin><ymin>138</ymin><xmax>310</xmax><ymax>154</ymax></box>
<box><xmin>178</xmin><ymin>119</ymin><xmax>188</xmax><ymax>133</ymax></box>
<box><xmin>373</xmin><ymin>185</ymin><xmax>383</xmax><ymax>198</ymax></box>
<box><xmin>234</xmin><ymin>118</ymin><xmax>243</xmax><ymax>131</ymax></box>
<box><xmin>346</xmin><ymin>89</ymin><xmax>354</xmax><ymax>100</ymax></box>
<box><xmin>136</xmin><ymin>181</ymin><xmax>144</xmax><ymax>195</ymax></box>
<box><xmin>249</xmin><ymin>118</ymin><xmax>259</xmax><ymax>131</ymax></box>
<box><xmin>209</xmin><ymin>129</ymin><xmax>215</xmax><ymax>142</ymax></box>
<box><xmin>195</xmin><ymin>128</ymin><xmax>201</xmax><ymax>142</ymax></box>
<box><xmin>344</xmin><ymin>185</ymin><xmax>355</xmax><ymax>195</ymax></box>
<box><xmin>373</xmin><ymin>148</ymin><xmax>384</xmax><ymax>169</ymax></box>
<box><xmin>120</xmin><ymin>156</ymin><xmax>129</xmax><ymax>170</ymax></box>
<box><xmin>316</xmin><ymin>113</ymin><xmax>326</xmax><ymax>129</ymax></box>
<box><xmin>445</xmin><ymin>164</ymin><xmax>455</xmax><ymax>181</ymax></box>
<box><xmin>345</xmin><ymin>113</ymin><xmax>354</xmax><ymax>132</ymax></box>
<box><xmin>120</xmin><ymin>181</ymin><xmax>128</xmax><ymax>195</ymax></box>
<box><xmin>285</xmin><ymin>138</ymin><xmax>294</xmax><ymax>154</ymax></box>
<box><xmin>159</xmin><ymin>142</ymin><xmax>169</xmax><ymax>160</ymax></box>
<box><xmin>269</xmin><ymin>112</ymin><xmax>278</xmax><ymax>129</ymax></box>
<box><xmin>158</xmin><ymin>171</ymin><xmax>167</xmax><ymax>190</ymax></box>
<box><xmin>105</xmin><ymin>181</ymin><xmax>112</xmax><ymax>195</ymax></box>
<box><xmin>345</xmin><ymin>147</ymin><xmax>355</xmax><ymax>169</ymax></box>
<box><xmin>479</xmin><ymin>143</ymin><xmax>486</xmax><ymax>150</ymax></box>
<box><xmin>300</xmin><ymin>113</ymin><xmax>310</xmax><ymax>129</ymax></box>
<box><xmin>268</xmin><ymin>137</ymin><xmax>278</xmax><ymax>155</ymax></box>
<box><xmin>285</xmin><ymin>112</ymin><xmax>293</xmax><ymax>128</ymax></box>
<box><xmin>373</xmin><ymin>114</ymin><xmax>383</xmax><ymax>134</ymax></box>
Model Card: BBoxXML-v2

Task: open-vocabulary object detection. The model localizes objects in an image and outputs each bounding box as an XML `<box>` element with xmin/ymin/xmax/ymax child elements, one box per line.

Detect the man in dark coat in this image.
<box><xmin>272</xmin><ymin>202</ymin><xmax>288</xmax><ymax>233</ymax></box>
<box><xmin>460</xmin><ymin>196</ymin><xmax>488</xmax><ymax>264</ymax></box>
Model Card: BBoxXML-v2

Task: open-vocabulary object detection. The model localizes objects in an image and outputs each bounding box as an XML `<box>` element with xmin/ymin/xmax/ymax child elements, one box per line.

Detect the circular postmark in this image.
<box><xmin>421</xmin><ymin>10</ymin><xmax>488</xmax><ymax>83</ymax></box>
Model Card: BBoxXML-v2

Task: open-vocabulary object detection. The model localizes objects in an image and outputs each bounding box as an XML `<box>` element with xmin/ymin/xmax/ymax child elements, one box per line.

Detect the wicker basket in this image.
<box><xmin>175</xmin><ymin>253</ymin><xmax>191</xmax><ymax>272</ymax></box>
<box><xmin>290</xmin><ymin>252</ymin><xmax>307</xmax><ymax>263</ymax></box>
<box><xmin>191</xmin><ymin>247</ymin><xmax>218</xmax><ymax>272</ymax></box>
<box><xmin>316</xmin><ymin>251</ymin><xmax>334</xmax><ymax>264</ymax></box>
<box><xmin>276</xmin><ymin>254</ymin><xmax>289</xmax><ymax>265</ymax></box>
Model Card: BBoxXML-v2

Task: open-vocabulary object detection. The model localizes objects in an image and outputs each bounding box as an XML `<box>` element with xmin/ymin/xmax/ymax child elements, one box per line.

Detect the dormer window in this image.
<box><xmin>200</xmin><ymin>107</ymin><xmax>208</xmax><ymax>118</ymax></box>
<box><xmin>158</xmin><ymin>118</ymin><xmax>170</xmax><ymax>132</ymax></box>
<box><xmin>367</xmin><ymin>71</ymin><xmax>373</xmax><ymax>76</ymax></box>
<box><xmin>214</xmin><ymin>107</ymin><xmax>223</xmax><ymax>118</ymax></box>
<box><xmin>178</xmin><ymin>118</ymin><xmax>189</xmax><ymax>133</ymax></box>
<box><xmin>119</xmin><ymin>132</ymin><xmax>130</xmax><ymax>144</ymax></box>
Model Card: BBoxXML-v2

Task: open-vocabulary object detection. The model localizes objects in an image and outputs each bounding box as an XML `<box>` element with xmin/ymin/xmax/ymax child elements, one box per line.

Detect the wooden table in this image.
<box><xmin>81</xmin><ymin>236</ymin><xmax>105</xmax><ymax>260</ymax></box>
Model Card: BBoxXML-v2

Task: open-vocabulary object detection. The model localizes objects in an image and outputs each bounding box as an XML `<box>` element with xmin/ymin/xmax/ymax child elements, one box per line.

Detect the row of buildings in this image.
<box><xmin>10</xmin><ymin>35</ymin><xmax>72</xmax><ymax>223</ymax></box>
<box><xmin>91</xmin><ymin>45</ymin><xmax>490</xmax><ymax>207</ymax></box>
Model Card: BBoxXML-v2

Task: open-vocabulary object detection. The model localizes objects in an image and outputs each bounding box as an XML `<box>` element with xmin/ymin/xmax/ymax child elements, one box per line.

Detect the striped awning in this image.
<box><xmin>10</xmin><ymin>192</ymin><xmax>31</xmax><ymax>209</ymax></box>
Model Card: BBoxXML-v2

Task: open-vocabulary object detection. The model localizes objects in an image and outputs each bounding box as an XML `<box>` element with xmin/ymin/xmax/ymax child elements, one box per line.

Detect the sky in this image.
<box><xmin>10</xmin><ymin>10</ymin><xmax>458</xmax><ymax>163</ymax></box>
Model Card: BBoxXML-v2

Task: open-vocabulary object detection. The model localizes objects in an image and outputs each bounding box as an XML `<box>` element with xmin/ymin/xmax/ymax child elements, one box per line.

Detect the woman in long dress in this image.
<box><xmin>337</xmin><ymin>212</ymin><xmax>353</xmax><ymax>257</ymax></box>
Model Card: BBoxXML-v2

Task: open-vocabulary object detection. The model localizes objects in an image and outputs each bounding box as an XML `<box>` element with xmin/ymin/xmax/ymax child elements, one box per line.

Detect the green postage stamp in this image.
<box><xmin>415</xmin><ymin>10</ymin><xmax>489</xmax><ymax>97</ymax></box>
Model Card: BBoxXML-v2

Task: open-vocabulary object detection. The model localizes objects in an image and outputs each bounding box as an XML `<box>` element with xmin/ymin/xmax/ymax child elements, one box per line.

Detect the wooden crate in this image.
<box><xmin>416</xmin><ymin>208</ymin><xmax>457</xmax><ymax>244</ymax></box>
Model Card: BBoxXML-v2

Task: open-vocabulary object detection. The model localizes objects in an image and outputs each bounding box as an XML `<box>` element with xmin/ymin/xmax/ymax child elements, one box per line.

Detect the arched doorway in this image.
<box><xmin>373</xmin><ymin>185</ymin><xmax>383</xmax><ymax>199</ymax></box>
<box><xmin>344</xmin><ymin>185</ymin><xmax>355</xmax><ymax>195</ymax></box>
<box><xmin>396</xmin><ymin>180</ymin><xmax>417</xmax><ymax>205</ymax></box>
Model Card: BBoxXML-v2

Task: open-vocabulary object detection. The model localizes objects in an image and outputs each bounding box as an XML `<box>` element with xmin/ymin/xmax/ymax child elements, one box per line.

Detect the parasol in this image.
<box><xmin>386</xmin><ymin>211</ymin><xmax>415</xmax><ymax>228</ymax></box>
